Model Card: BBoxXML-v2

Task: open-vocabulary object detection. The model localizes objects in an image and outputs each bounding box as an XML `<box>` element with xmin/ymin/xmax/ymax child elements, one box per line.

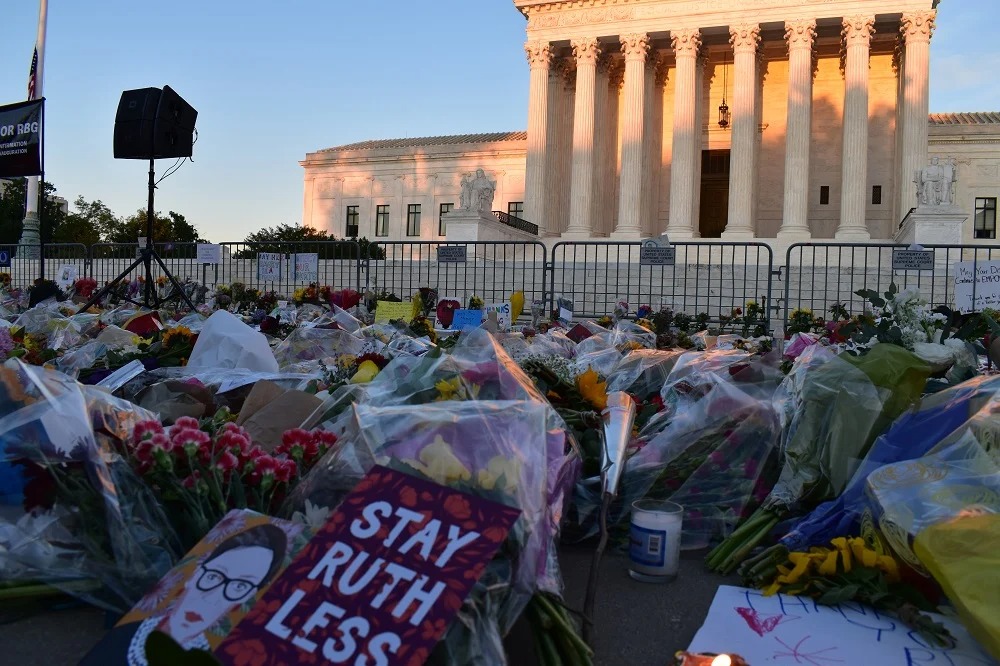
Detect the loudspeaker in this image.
<box><xmin>113</xmin><ymin>87</ymin><xmax>162</xmax><ymax>159</ymax></box>
<box><xmin>113</xmin><ymin>85</ymin><xmax>198</xmax><ymax>160</ymax></box>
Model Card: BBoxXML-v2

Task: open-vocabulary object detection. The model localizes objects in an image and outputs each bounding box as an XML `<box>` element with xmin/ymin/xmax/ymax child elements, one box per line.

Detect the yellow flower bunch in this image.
<box><xmin>760</xmin><ymin>537</ymin><xmax>901</xmax><ymax>597</ymax></box>
<box><xmin>577</xmin><ymin>367</ymin><xmax>608</xmax><ymax>411</ymax></box>
<box><xmin>161</xmin><ymin>326</ymin><xmax>193</xmax><ymax>348</ymax></box>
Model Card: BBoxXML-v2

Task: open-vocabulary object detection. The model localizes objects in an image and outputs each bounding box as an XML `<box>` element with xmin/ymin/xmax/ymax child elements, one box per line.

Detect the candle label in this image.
<box><xmin>629</xmin><ymin>524</ymin><xmax>667</xmax><ymax>567</ymax></box>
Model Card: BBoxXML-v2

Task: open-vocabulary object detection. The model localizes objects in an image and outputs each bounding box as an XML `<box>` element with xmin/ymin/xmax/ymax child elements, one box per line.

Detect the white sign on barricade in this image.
<box><xmin>292</xmin><ymin>253</ymin><xmax>319</xmax><ymax>282</ymax></box>
<box><xmin>196</xmin><ymin>243</ymin><xmax>222</xmax><ymax>265</ymax></box>
<box><xmin>954</xmin><ymin>260</ymin><xmax>1000</xmax><ymax>313</ymax></box>
<box><xmin>484</xmin><ymin>302</ymin><xmax>512</xmax><ymax>331</ymax></box>
<box><xmin>257</xmin><ymin>253</ymin><xmax>283</xmax><ymax>282</ymax></box>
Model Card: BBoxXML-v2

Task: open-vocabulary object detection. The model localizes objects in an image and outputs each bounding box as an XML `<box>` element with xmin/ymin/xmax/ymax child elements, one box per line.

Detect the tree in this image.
<box><xmin>53</xmin><ymin>196</ymin><xmax>118</xmax><ymax>246</ymax></box>
<box><xmin>239</xmin><ymin>224</ymin><xmax>383</xmax><ymax>259</ymax></box>
<box><xmin>0</xmin><ymin>178</ymin><xmax>68</xmax><ymax>245</ymax></box>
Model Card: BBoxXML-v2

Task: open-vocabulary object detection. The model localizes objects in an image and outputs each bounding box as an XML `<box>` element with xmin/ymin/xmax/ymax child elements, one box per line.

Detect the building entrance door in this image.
<box><xmin>699</xmin><ymin>149</ymin><xmax>730</xmax><ymax>238</ymax></box>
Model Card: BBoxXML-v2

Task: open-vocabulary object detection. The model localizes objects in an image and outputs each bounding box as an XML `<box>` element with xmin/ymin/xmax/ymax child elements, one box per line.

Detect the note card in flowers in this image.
<box><xmin>216</xmin><ymin>465</ymin><xmax>521</xmax><ymax>666</ymax></box>
<box><xmin>688</xmin><ymin>586</ymin><xmax>995</xmax><ymax>665</ymax></box>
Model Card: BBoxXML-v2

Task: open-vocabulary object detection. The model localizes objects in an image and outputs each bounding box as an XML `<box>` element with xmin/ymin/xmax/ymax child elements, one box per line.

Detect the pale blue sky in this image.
<box><xmin>1</xmin><ymin>1</ymin><xmax>996</xmax><ymax>242</ymax></box>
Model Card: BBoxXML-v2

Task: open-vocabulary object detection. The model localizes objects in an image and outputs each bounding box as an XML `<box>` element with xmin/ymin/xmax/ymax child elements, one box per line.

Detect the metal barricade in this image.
<box><xmin>550</xmin><ymin>241</ymin><xmax>775</xmax><ymax>327</ymax></box>
<box><xmin>0</xmin><ymin>243</ymin><xmax>89</xmax><ymax>289</ymax></box>
<box><xmin>366</xmin><ymin>241</ymin><xmax>548</xmax><ymax>312</ymax></box>
<box><xmin>89</xmin><ymin>242</ymin><xmax>211</xmax><ymax>288</ymax></box>
<box><xmin>783</xmin><ymin>242</ymin><xmax>1000</xmax><ymax>331</ymax></box>
<box><xmin>217</xmin><ymin>241</ymin><xmax>362</xmax><ymax>294</ymax></box>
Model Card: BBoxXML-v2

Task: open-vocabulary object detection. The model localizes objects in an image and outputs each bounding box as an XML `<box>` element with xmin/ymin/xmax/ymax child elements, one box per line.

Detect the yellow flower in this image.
<box><xmin>411</xmin><ymin>436</ymin><xmax>471</xmax><ymax>485</ymax></box>
<box><xmin>161</xmin><ymin>326</ymin><xmax>192</xmax><ymax>348</ymax></box>
<box><xmin>577</xmin><ymin>367</ymin><xmax>608</xmax><ymax>411</ymax></box>
<box><xmin>350</xmin><ymin>360</ymin><xmax>380</xmax><ymax>384</ymax></box>
<box><xmin>435</xmin><ymin>377</ymin><xmax>462</xmax><ymax>401</ymax></box>
<box><xmin>831</xmin><ymin>537</ymin><xmax>852</xmax><ymax>573</ymax></box>
<box><xmin>851</xmin><ymin>538</ymin><xmax>878</xmax><ymax>568</ymax></box>
<box><xmin>477</xmin><ymin>455</ymin><xmax>521</xmax><ymax>493</ymax></box>
<box><xmin>411</xmin><ymin>292</ymin><xmax>422</xmax><ymax>320</ymax></box>
<box><xmin>337</xmin><ymin>354</ymin><xmax>358</xmax><ymax>369</ymax></box>
<box><xmin>818</xmin><ymin>549</ymin><xmax>839</xmax><ymax>576</ymax></box>
<box><xmin>876</xmin><ymin>555</ymin><xmax>901</xmax><ymax>582</ymax></box>
<box><xmin>777</xmin><ymin>552</ymin><xmax>813</xmax><ymax>584</ymax></box>
<box><xmin>509</xmin><ymin>291</ymin><xmax>525</xmax><ymax>323</ymax></box>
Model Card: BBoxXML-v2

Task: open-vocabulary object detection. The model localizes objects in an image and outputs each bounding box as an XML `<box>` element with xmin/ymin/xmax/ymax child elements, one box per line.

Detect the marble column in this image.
<box><xmin>778</xmin><ymin>19</ymin><xmax>817</xmax><ymax>239</ymax></box>
<box><xmin>524</xmin><ymin>41</ymin><xmax>554</xmax><ymax>235</ymax></box>
<box><xmin>898</xmin><ymin>10</ymin><xmax>936</xmax><ymax>219</ymax></box>
<box><xmin>690</xmin><ymin>48</ymin><xmax>707</xmax><ymax>234</ymax></box>
<box><xmin>612</xmin><ymin>33</ymin><xmax>650</xmax><ymax>239</ymax></box>
<box><xmin>592</xmin><ymin>57</ymin><xmax>610</xmax><ymax>236</ymax></box>
<box><xmin>667</xmin><ymin>29</ymin><xmax>702</xmax><ymax>238</ymax></box>
<box><xmin>836</xmin><ymin>16</ymin><xmax>875</xmax><ymax>240</ymax></box>
<box><xmin>565</xmin><ymin>38</ymin><xmax>602</xmax><ymax>238</ymax></box>
<box><xmin>724</xmin><ymin>23</ymin><xmax>761</xmax><ymax>239</ymax></box>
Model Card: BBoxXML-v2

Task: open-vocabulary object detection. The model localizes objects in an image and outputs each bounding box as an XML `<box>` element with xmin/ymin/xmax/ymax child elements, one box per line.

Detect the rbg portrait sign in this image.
<box><xmin>0</xmin><ymin>99</ymin><xmax>43</xmax><ymax>178</ymax></box>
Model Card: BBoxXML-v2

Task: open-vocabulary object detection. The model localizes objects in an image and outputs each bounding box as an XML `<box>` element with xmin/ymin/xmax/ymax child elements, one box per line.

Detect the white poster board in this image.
<box><xmin>56</xmin><ymin>264</ymin><xmax>77</xmax><ymax>289</ymax></box>
<box><xmin>257</xmin><ymin>253</ymin><xmax>283</xmax><ymax>282</ymax></box>
<box><xmin>953</xmin><ymin>260</ymin><xmax>1000</xmax><ymax>314</ymax></box>
<box><xmin>688</xmin><ymin>586</ymin><xmax>994</xmax><ymax>665</ymax></box>
<box><xmin>292</xmin><ymin>253</ymin><xmax>319</xmax><ymax>282</ymax></box>
<box><xmin>484</xmin><ymin>302</ymin><xmax>512</xmax><ymax>331</ymax></box>
<box><xmin>196</xmin><ymin>243</ymin><xmax>222</xmax><ymax>265</ymax></box>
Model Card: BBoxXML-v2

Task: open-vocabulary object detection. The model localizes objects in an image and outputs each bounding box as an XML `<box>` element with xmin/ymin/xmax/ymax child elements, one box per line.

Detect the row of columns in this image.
<box><xmin>523</xmin><ymin>11</ymin><xmax>936</xmax><ymax>240</ymax></box>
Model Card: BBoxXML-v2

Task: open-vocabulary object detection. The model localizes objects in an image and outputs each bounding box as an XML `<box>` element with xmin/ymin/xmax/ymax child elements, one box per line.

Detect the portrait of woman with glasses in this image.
<box><xmin>81</xmin><ymin>522</ymin><xmax>289</xmax><ymax>666</ymax></box>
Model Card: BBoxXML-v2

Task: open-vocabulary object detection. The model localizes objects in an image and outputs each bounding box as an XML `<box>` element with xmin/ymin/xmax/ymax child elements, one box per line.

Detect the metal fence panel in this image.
<box><xmin>366</xmin><ymin>242</ymin><xmax>548</xmax><ymax>314</ymax></box>
<box><xmin>89</xmin><ymin>242</ymin><xmax>214</xmax><ymax>289</ymax></box>
<box><xmin>783</xmin><ymin>242</ymin><xmax>1000</xmax><ymax>330</ymax></box>
<box><xmin>0</xmin><ymin>244</ymin><xmax>89</xmax><ymax>289</ymax></box>
<box><xmin>550</xmin><ymin>241</ymin><xmax>774</xmax><ymax>326</ymax></box>
<box><xmin>217</xmin><ymin>241</ymin><xmax>362</xmax><ymax>294</ymax></box>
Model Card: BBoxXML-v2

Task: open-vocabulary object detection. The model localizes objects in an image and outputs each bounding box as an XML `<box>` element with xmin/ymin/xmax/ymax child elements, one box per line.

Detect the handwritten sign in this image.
<box><xmin>954</xmin><ymin>260</ymin><xmax>1000</xmax><ymax>314</ymax></box>
<box><xmin>258</xmin><ymin>253</ymin><xmax>284</xmax><ymax>282</ymax></box>
<box><xmin>892</xmin><ymin>249</ymin><xmax>934</xmax><ymax>271</ymax></box>
<box><xmin>640</xmin><ymin>246</ymin><xmax>676</xmax><ymax>266</ymax></box>
<box><xmin>215</xmin><ymin>466</ymin><xmax>520</xmax><ymax>666</ymax></box>
<box><xmin>197</xmin><ymin>243</ymin><xmax>223</xmax><ymax>265</ymax></box>
<box><xmin>688</xmin><ymin>586</ymin><xmax>994</xmax><ymax>666</ymax></box>
<box><xmin>293</xmin><ymin>253</ymin><xmax>319</xmax><ymax>282</ymax></box>
<box><xmin>484</xmin><ymin>302</ymin><xmax>511</xmax><ymax>331</ymax></box>
<box><xmin>450</xmin><ymin>309</ymin><xmax>483</xmax><ymax>331</ymax></box>
<box><xmin>436</xmin><ymin>246</ymin><xmax>467</xmax><ymax>263</ymax></box>
<box><xmin>375</xmin><ymin>300</ymin><xmax>413</xmax><ymax>324</ymax></box>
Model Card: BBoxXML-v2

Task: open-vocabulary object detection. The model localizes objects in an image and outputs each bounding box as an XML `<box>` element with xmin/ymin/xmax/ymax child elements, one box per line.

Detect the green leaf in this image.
<box><xmin>818</xmin><ymin>583</ymin><xmax>860</xmax><ymax>606</ymax></box>
<box><xmin>871</xmin><ymin>297</ymin><xmax>886</xmax><ymax>309</ymax></box>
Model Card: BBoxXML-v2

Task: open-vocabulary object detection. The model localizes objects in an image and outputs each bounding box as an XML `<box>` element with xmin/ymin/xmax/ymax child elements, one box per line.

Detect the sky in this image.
<box><xmin>0</xmin><ymin>0</ymin><xmax>996</xmax><ymax>242</ymax></box>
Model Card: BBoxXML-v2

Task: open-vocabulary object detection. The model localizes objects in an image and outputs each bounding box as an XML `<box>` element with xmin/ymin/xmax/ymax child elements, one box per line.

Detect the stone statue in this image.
<box><xmin>459</xmin><ymin>173</ymin><xmax>472</xmax><ymax>210</ymax></box>
<box><xmin>915</xmin><ymin>157</ymin><xmax>958</xmax><ymax>207</ymax></box>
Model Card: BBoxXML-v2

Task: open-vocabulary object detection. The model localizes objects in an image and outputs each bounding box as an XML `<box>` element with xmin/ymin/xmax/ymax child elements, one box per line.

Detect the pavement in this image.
<box><xmin>0</xmin><ymin>544</ymin><xmax>735</xmax><ymax>666</ymax></box>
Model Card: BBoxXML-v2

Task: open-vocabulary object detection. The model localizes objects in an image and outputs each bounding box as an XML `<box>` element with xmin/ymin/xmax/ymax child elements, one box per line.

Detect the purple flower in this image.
<box><xmin>0</xmin><ymin>328</ymin><xmax>13</xmax><ymax>359</ymax></box>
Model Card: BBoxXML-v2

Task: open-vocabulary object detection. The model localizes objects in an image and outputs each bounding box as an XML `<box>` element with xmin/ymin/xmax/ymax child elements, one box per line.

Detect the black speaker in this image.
<box><xmin>113</xmin><ymin>87</ymin><xmax>162</xmax><ymax>159</ymax></box>
<box><xmin>113</xmin><ymin>85</ymin><xmax>197</xmax><ymax>160</ymax></box>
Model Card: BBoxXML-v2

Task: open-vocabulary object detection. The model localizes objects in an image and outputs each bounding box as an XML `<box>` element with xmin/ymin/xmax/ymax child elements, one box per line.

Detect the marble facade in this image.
<box><xmin>301</xmin><ymin>1</ymin><xmax>1000</xmax><ymax>246</ymax></box>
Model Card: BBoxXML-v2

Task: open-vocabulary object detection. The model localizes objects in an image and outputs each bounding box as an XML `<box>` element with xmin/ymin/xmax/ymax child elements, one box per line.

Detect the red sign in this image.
<box><xmin>215</xmin><ymin>466</ymin><xmax>521</xmax><ymax>666</ymax></box>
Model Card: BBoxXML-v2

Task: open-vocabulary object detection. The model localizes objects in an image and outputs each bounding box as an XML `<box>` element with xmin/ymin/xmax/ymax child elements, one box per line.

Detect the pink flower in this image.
<box><xmin>133</xmin><ymin>420</ymin><xmax>164</xmax><ymax>442</ymax></box>
<box><xmin>150</xmin><ymin>432</ymin><xmax>172</xmax><ymax>452</ymax></box>
<box><xmin>218</xmin><ymin>430</ymin><xmax>251</xmax><ymax>457</ymax></box>
<box><xmin>275</xmin><ymin>458</ymin><xmax>297</xmax><ymax>483</ymax></box>
<box><xmin>215</xmin><ymin>451</ymin><xmax>239</xmax><ymax>475</ymax></box>
<box><xmin>170</xmin><ymin>427</ymin><xmax>211</xmax><ymax>452</ymax></box>
<box><xmin>182</xmin><ymin>471</ymin><xmax>202</xmax><ymax>490</ymax></box>
<box><xmin>173</xmin><ymin>416</ymin><xmax>200</xmax><ymax>430</ymax></box>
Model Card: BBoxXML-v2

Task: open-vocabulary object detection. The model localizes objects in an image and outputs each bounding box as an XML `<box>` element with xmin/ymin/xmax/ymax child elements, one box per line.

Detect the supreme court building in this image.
<box><xmin>301</xmin><ymin>0</ymin><xmax>1000</xmax><ymax>246</ymax></box>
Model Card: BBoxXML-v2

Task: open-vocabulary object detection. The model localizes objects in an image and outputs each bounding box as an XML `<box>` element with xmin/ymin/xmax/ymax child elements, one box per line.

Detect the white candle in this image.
<box><xmin>629</xmin><ymin>499</ymin><xmax>683</xmax><ymax>582</ymax></box>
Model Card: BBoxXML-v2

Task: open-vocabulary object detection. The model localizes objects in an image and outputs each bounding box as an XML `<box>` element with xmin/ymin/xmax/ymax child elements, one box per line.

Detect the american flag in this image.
<box><xmin>27</xmin><ymin>47</ymin><xmax>38</xmax><ymax>100</ymax></box>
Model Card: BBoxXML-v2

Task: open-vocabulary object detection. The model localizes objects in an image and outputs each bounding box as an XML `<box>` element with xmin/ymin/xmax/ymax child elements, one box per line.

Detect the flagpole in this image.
<box><xmin>19</xmin><ymin>0</ymin><xmax>48</xmax><ymax>264</ymax></box>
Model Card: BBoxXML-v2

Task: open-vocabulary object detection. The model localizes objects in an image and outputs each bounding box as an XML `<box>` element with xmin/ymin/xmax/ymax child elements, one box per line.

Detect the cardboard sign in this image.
<box><xmin>436</xmin><ymin>246</ymin><xmax>467</xmax><ymax>263</ymax></box>
<box><xmin>375</xmin><ymin>300</ymin><xmax>413</xmax><ymax>324</ymax></box>
<box><xmin>258</xmin><ymin>253</ymin><xmax>284</xmax><ymax>282</ymax></box>
<box><xmin>197</xmin><ymin>243</ymin><xmax>223</xmax><ymax>265</ymax></box>
<box><xmin>56</xmin><ymin>264</ymin><xmax>76</xmax><ymax>289</ymax></box>
<box><xmin>293</xmin><ymin>253</ymin><xmax>319</xmax><ymax>282</ymax></box>
<box><xmin>450</xmin><ymin>309</ymin><xmax>483</xmax><ymax>331</ymax></box>
<box><xmin>892</xmin><ymin>249</ymin><xmax>934</xmax><ymax>271</ymax></box>
<box><xmin>558</xmin><ymin>307</ymin><xmax>573</xmax><ymax>324</ymax></box>
<box><xmin>216</xmin><ymin>465</ymin><xmax>521</xmax><ymax>666</ymax></box>
<box><xmin>688</xmin><ymin>586</ymin><xmax>995</xmax><ymax>666</ymax></box>
<box><xmin>80</xmin><ymin>510</ymin><xmax>308</xmax><ymax>666</ymax></box>
<box><xmin>484</xmin><ymin>302</ymin><xmax>512</xmax><ymax>331</ymax></box>
<box><xmin>954</xmin><ymin>260</ymin><xmax>1000</xmax><ymax>314</ymax></box>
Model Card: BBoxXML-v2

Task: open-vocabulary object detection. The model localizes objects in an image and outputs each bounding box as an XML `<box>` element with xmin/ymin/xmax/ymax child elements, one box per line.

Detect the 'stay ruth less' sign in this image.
<box><xmin>215</xmin><ymin>466</ymin><xmax>521</xmax><ymax>666</ymax></box>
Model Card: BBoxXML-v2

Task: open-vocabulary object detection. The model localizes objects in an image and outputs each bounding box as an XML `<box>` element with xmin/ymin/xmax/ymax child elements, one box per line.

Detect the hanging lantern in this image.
<box><xmin>718</xmin><ymin>98</ymin><xmax>730</xmax><ymax>129</ymax></box>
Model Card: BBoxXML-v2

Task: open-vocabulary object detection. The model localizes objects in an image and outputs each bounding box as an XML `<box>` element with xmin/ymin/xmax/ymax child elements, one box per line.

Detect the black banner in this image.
<box><xmin>0</xmin><ymin>99</ymin><xmax>43</xmax><ymax>177</ymax></box>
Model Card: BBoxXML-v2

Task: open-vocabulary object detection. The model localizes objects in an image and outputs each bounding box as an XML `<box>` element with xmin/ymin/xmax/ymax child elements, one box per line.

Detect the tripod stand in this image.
<box><xmin>79</xmin><ymin>158</ymin><xmax>195</xmax><ymax>312</ymax></box>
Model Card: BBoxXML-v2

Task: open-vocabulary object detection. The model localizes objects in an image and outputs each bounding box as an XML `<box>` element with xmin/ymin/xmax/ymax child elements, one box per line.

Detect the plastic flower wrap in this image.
<box><xmin>271</xmin><ymin>326</ymin><xmax>368</xmax><ymax>368</ymax></box>
<box><xmin>0</xmin><ymin>360</ymin><xmax>182</xmax><ymax>612</ymax></box>
<box><xmin>283</xmin><ymin>398</ymin><xmax>575</xmax><ymax>666</ymax></box>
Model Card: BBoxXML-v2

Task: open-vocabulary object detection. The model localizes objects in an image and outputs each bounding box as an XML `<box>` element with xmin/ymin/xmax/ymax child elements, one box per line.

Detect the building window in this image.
<box><xmin>406</xmin><ymin>204</ymin><xmax>421</xmax><ymax>237</ymax></box>
<box><xmin>345</xmin><ymin>205</ymin><xmax>359</xmax><ymax>237</ymax></box>
<box><xmin>975</xmin><ymin>197</ymin><xmax>997</xmax><ymax>240</ymax></box>
<box><xmin>820</xmin><ymin>186</ymin><xmax>830</xmax><ymax>205</ymax></box>
<box><xmin>508</xmin><ymin>201</ymin><xmax>524</xmax><ymax>218</ymax></box>
<box><xmin>375</xmin><ymin>205</ymin><xmax>389</xmax><ymax>237</ymax></box>
<box><xmin>438</xmin><ymin>203</ymin><xmax>454</xmax><ymax>236</ymax></box>
<box><xmin>872</xmin><ymin>185</ymin><xmax>882</xmax><ymax>205</ymax></box>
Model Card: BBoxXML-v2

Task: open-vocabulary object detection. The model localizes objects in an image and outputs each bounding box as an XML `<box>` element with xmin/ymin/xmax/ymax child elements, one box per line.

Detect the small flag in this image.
<box><xmin>27</xmin><ymin>47</ymin><xmax>38</xmax><ymax>100</ymax></box>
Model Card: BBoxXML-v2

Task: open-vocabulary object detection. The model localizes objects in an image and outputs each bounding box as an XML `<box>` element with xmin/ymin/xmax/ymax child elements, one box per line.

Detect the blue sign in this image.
<box><xmin>0</xmin><ymin>250</ymin><xmax>10</xmax><ymax>268</ymax></box>
<box><xmin>451</xmin><ymin>309</ymin><xmax>483</xmax><ymax>331</ymax></box>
